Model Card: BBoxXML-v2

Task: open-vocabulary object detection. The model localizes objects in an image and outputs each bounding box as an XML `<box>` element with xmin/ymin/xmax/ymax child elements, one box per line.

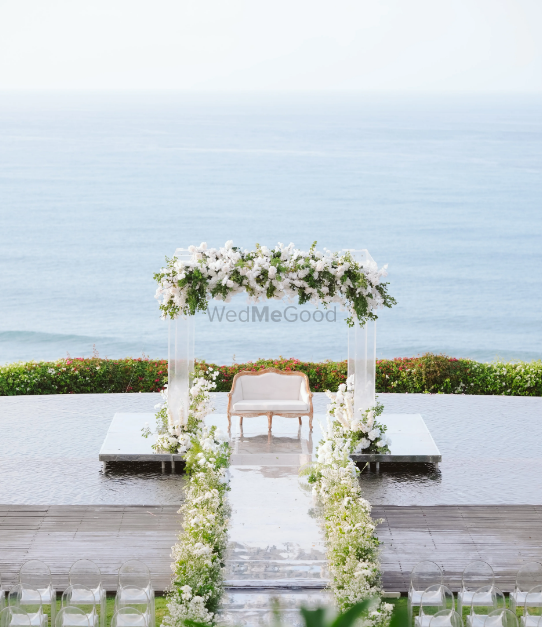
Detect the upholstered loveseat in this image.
<box><xmin>227</xmin><ymin>368</ymin><xmax>313</xmax><ymax>431</ymax></box>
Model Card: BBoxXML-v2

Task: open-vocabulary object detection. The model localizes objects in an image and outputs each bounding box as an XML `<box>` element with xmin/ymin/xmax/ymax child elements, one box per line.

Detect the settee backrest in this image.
<box><xmin>237</xmin><ymin>372</ymin><xmax>304</xmax><ymax>400</ymax></box>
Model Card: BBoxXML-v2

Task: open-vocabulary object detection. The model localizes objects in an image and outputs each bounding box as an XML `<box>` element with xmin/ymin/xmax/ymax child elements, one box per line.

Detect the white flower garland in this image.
<box><xmin>154</xmin><ymin>241</ymin><xmax>395</xmax><ymax>327</ymax></box>
<box><xmin>305</xmin><ymin>378</ymin><xmax>392</xmax><ymax>625</ymax></box>
<box><xmin>147</xmin><ymin>378</ymin><xmax>231</xmax><ymax>626</ymax></box>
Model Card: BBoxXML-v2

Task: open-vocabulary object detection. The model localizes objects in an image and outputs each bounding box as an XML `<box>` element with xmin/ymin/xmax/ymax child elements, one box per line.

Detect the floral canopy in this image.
<box><xmin>154</xmin><ymin>241</ymin><xmax>395</xmax><ymax>327</ymax></box>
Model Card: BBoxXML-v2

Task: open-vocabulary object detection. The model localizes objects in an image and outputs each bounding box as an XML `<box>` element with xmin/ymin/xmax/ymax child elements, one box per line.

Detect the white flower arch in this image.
<box><xmin>154</xmin><ymin>241</ymin><xmax>395</xmax><ymax>326</ymax></box>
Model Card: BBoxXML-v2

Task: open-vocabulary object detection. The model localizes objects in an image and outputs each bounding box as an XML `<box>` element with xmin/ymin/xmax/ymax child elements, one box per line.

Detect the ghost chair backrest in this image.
<box><xmin>484</xmin><ymin>610</ymin><xmax>519</xmax><ymax>627</ymax></box>
<box><xmin>55</xmin><ymin>607</ymin><xmax>90</xmax><ymax>627</ymax></box>
<box><xmin>61</xmin><ymin>586</ymin><xmax>96</xmax><ymax>613</ymax></box>
<box><xmin>19</xmin><ymin>562</ymin><xmax>52</xmax><ymax>592</ymax></box>
<box><xmin>429</xmin><ymin>610</ymin><xmax>463</xmax><ymax>627</ymax></box>
<box><xmin>111</xmin><ymin>608</ymin><xmax>147</xmax><ymax>627</ymax></box>
<box><xmin>7</xmin><ymin>585</ymin><xmax>43</xmax><ymax>615</ymax></box>
<box><xmin>115</xmin><ymin>588</ymin><xmax>149</xmax><ymax>618</ymax></box>
<box><xmin>462</xmin><ymin>562</ymin><xmax>495</xmax><ymax>593</ymax></box>
<box><xmin>517</xmin><ymin>566</ymin><xmax>542</xmax><ymax>595</ymax></box>
<box><xmin>420</xmin><ymin>585</ymin><xmax>455</xmax><ymax>619</ymax></box>
<box><xmin>470</xmin><ymin>586</ymin><xmax>506</xmax><ymax>619</ymax></box>
<box><xmin>411</xmin><ymin>562</ymin><xmax>444</xmax><ymax>596</ymax></box>
<box><xmin>0</xmin><ymin>607</ymin><xmax>31</xmax><ymax>627</ymax></box>
<box><xmin>69</xmin><ymin>562</ymin><xmax>102</xmax><ymax>593</ymax></box>
<box><xmin>524</xmin><ymin>586</ymin><xmax>542</xmax><ymax>624</ymax></box>
<box><xmin>118</xmin><ymin>562</ymin><xmax>151</xmax><ymax>592</ymax></box>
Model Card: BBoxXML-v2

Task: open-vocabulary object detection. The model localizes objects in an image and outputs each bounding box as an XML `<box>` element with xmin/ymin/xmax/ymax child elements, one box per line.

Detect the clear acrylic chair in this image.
<box><xmin>510</xmin><ymin>565</ymin><xmax>542</xmax><ymax>612</ymax></box>
<box><xmin>19</xmin><ymin>562</ymin><xmax>56</xmax><ymax>627</ymax></box>
<box><xmin>521</xmin><ymin>586</ymin><xmax>542</xmax><ymax>627</ymax></box>
<box><xmin>55</xmin><ymin>607</ymin><xmax>90</xmax><ymax>627</ymax></box>
<box><xmin>115</xmin><ymin>589</ymin><xmax>149</xmax><ymax>627</ymax></box>
<box><xmin>416</xmin><ymin>585</ymin><xmax>455</xmax><ymax>627</ymax></box>
<box><xmin>466</xmin><ymin>586</ymin><xmax>505</xmax><ymax>627</ymax></box>
<box><xmin>409</xmin><ymin>562</ymin><xmax>444</xmax><ymax>623</ymax></box>
<box><xmin>118</xmin><ymin>562</ymin><xmax>154</xmax><ymax>627</ymax></box>
<box><xmin>458</xmin><ymin>562</ymin><xmax>496</xmax><ymax>614</ymax></box>
<box><xmin>0</xmin><ymin>607</ymin><xmax>31</xmax><ymax>627</ymax></box>
<box><xmin>484</xmin><ymin>609</ymin><xmax>519</xmax><ymax>627</ymax></box>
<box><xmin>61</xmin><ymin>587</ymin><xmax>98</xmax><ymax>627</ymax></box>
<box><xmin>429</xmin><ymin>610</ymin><xmax>464</xmax><ymax>627</ymax></box>
<box><xmin>111</xmin><ymin>608</ymin><xmax>147</xmax><ymax>627</ymax></box>
<box><xmin>68</xmin><ymin>561</ymin><xmax>106</xmax><ymax>627</ymax></box>
<box><xmin>8</xmin><ymin>585</ymin><xmax>46</xmax><ymax>627</ymax></box>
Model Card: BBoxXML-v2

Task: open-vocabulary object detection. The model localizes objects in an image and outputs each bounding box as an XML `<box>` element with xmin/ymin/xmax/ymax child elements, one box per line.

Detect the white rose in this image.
<box><xmin>268</xmin><ymin>266</ymin><xmax>277</xmax><ymax>278</ymax></box>
<box><xmin>315</xmin><ymin>260</ymin><xmax>325</xmax><ymax>271</ymax></box>
<box><xmin>368</xmin><ymin>428</ymin><xmax>381</xmax><ymax>441</ymax></box>
<box><xmin>225</xmin><ymin>240</ymin><xmax>233</xmax><ymax>250</ymax></box>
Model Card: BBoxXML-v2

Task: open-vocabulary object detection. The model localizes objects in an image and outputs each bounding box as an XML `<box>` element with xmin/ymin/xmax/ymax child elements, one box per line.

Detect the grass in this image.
<box><xmin>48</xmin><ymin>596</ymin><xmax>169</xmax><ymax>627</ymax></box>
<box><xmin>41</xmin><ymin>593</ymin><xmax>538</xmax><ymax>627</ymax></box>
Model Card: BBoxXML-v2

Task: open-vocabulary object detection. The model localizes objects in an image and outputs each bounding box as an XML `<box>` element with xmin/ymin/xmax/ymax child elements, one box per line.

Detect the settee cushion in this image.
<box><xmin>238</xmin><ymin>372</ymin><xmax>303</xmax><ymax>400</ymax></box>
<box><xmin>233</xmin><ymin>399</ymin><xmax>309</xmax><ymax>412</ymax></box>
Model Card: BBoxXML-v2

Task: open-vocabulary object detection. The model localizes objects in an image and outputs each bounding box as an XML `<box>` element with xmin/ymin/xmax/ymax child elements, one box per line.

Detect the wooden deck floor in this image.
<box><xmin>0</xmin><ymin>505</ymin><xmax>181</xmax><ymax>592</ymax></box>
<box><xmin>373</xmin><ymin>505</ymin><xmax>542</xmax><ymax>592</ymax></box>
<box><xmin>0</xmin><ymin>504</ymin><xmax>540</xmax><ymax>592</ymax></box>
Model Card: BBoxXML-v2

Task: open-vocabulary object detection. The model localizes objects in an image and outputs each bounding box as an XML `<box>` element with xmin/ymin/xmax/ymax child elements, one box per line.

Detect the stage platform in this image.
<box><xmin>99</xmin><ymin>412</ymin><xmax>441</xmax><ymax>471</ymax></box>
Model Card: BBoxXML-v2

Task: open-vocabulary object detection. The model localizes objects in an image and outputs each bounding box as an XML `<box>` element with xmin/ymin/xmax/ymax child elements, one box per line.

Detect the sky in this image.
<box><xmin>0</xmin><ymin>0</ymin><xmax>541</xmax><ymax>91</ymax></box>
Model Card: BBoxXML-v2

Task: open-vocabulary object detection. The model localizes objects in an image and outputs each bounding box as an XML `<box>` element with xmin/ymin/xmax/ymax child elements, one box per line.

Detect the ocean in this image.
<box><xmin>1</xmin><ymin>91</ymin><xmax>541</xmax><ymax>366</ymax></box>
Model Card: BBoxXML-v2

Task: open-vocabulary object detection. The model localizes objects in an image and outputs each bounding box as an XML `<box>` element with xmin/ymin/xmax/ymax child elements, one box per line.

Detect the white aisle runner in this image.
<box><xmin>206</xmin><ymin>415</ymin><xmax>333</xmax><ymax>627</ymax></box>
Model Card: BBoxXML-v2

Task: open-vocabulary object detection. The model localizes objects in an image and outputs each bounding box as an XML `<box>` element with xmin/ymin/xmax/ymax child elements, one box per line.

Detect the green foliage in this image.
<box><xmin>2</xmin><ymin>354</ymin><xmax>541</xmax><ymax>397</ymax></box>
<box><xmin>375</xmin><ymin>353</ymin><xmax>542</xmax><ymax>396</ymax></box>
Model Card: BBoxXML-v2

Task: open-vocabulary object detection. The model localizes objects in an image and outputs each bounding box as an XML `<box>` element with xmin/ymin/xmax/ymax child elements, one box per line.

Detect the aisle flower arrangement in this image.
<box><xmin>144</xmin><ymin>374</ymin><xmax>231</xmax><ymax>626</ymax></box>
<box><xmin>154</xmin><ymin>241</ymin><xmax>395</xmax><ymax>326</ymax></box>
<box><xmin>304</xmin><ymin>378</ymin><xmax>392</xmax><ymax>626</ymax></box>
<box><xmin>324</xmin><ymin>377</ymin><xmax>391</xmax><ymax>454</ymax></box>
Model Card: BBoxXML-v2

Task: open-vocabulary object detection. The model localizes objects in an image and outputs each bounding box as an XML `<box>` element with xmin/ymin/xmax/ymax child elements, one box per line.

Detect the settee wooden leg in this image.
<box><xmin>309</xmin><ymin>416</ymin><xmax>313</xmax><ymax>431</ymax></box>
<box><xmin>267</xmin><ymin>413</ymin><xmax>272</xmax><ymax>431</ymax></box>
<box><xmin>298</xmin><ymin>417</ymin><xmax>302</xmax><ymax>426</ymax></box>
<box><xmin>240</xmin><ymin>416</ymin><xmax>243</xmax><ymax>427</ymax></box>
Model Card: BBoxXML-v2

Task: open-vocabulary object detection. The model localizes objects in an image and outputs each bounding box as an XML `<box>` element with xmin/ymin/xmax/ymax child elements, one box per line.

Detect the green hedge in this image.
<box><xmin>0</xmin><ymin>357</ymin><xmax>169</xmax><ymax>396</ymax></box>
<box><xmin>1</xmin><ymin>354</ymin><xmax>541</xmax><ymax>397</ymax></box>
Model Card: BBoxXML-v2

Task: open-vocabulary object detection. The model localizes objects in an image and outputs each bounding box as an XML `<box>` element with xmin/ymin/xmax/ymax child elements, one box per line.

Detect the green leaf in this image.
<box><xmin>299</xmin><ymin>607</ymin><xmax>327</xmax><ymax>627</ymax></box>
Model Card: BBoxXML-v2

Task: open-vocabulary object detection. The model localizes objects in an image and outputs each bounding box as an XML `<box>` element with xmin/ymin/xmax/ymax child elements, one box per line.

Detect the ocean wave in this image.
<box><xmin>0</xmin><ymin>331</ymin><xmax>114</xmax><ymax>344</ymax></box>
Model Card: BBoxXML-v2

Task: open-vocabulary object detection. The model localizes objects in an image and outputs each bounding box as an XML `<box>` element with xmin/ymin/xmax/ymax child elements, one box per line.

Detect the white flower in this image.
<box><xmin>224</xmin><ymin>240</ymin><xmax>233</xmax><ymax>250</ymax></box>
<box><xmin>368</xmin><ymin>428</ymin><xmax>380</xmax><ymax>441</ymax></box>
<box><xmin>356</xmin><ymin>438</ymin><xmax>370</xmax><ymax>450</ymax></box>
<box><xmin>268</xmin><ymin>266</ymin><xmax>277</xmax><ymax>279</ymax></box>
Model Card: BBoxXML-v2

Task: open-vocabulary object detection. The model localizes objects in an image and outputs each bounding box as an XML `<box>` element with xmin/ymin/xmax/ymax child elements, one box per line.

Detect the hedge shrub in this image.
<box><xmin>1</xmin><ymin>354</ymin><xmax>541</xmax><ymax>397</ymax></box>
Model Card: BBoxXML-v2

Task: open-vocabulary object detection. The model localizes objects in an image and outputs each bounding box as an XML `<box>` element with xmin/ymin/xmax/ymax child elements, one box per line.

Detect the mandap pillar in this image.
<box><xmin>168</xmin><ymin>249</ymin><xmax>195</xmax><ymax>428</ymax></box>
<box><xmin>345</xmin><ymin>248</ymin><xmax>377</xmax><ymax>417</ymax></box>
<box><xmin>348</xmin><ymin>320</ymin><xmax>376</xmax><ymax>417</ymax></box>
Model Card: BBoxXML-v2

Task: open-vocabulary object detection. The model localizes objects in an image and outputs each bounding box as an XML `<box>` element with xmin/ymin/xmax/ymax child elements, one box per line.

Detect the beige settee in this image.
<box><xmin>227</xmin><ymin>368</ymin><xmax>313</xmax><ymax>431</ymax></box>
